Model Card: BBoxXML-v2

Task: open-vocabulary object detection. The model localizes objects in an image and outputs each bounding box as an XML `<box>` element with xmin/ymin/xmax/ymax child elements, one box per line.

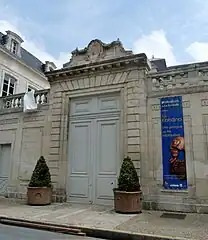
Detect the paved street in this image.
<box><xmin>0</xmin><ymin>224</ymin><xmax>101</xmax><ymax>240</ymax></box>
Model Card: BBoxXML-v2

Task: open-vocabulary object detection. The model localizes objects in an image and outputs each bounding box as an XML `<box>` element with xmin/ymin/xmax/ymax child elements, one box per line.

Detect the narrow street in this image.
<box><xmin>0</xmin><ymin>224</ymin><xmax>102</xmax><ymax>240</ymax></box>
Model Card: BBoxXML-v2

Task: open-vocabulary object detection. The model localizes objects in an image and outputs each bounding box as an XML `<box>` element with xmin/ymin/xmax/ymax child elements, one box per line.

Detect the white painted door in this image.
<box><xmin>68</xmin><ymin>120</ymin><xmax>93</xmax><ymax>203</ymax></box>
<box><xmin>68</xmin><ymin>94</ymin><xmax>120</xmax><ymax>205</ymax></box>
<box><xmin>94</xmin><ymin>117</ymin><xmax>119</xmax><ymax>205</ymax></box>
<box><xmin>0</xmin><ymin>144</ymin><xmax>11</xmax><ymax>195</ymax></box>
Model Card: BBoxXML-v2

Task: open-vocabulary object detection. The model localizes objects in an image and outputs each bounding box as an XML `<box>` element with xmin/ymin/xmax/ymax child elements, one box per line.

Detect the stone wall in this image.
<box><xmin>143</xmin><ymin>63</ymin><xmax>208</xmax><ymax>213</ymax></box>
<box><xmin>0</xmin><ymin>90</ymin><xmax>52</xmax><ymax>200</ymax></box>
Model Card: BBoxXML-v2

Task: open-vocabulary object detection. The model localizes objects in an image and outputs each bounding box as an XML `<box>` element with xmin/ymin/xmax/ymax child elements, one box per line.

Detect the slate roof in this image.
<box><xmin>150</xmin><ymin>58</ymin><xmax>167</xmax><ymax>71</ymax></box>
<box><xmin>0</xmin><ymin>32</ymin><xmax>44</xmax><ymax>75</ymax></box>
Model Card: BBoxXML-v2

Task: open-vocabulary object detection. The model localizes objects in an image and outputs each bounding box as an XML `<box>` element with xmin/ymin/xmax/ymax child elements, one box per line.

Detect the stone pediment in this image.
<box><xmin>63</xmin><ymin>39</ymin><xmax>133</xmax><ymax>68</ymax></box>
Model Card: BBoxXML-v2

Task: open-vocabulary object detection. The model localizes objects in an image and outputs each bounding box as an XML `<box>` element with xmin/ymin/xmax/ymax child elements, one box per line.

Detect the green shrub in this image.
<box><xmin>118</xmin><ymin>156</ymin><xmax>140</xmax><ymax>192</ymax></box>
<box><xmin>29</xmin><ymin>156</ymin><xmax>51</xmax><ymax>188</ymax></box>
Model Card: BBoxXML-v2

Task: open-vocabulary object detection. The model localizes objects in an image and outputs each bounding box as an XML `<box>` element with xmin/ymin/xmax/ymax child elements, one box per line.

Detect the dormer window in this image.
<box><xmin>11</xmin><ymin>40</ymin><xmax>18</xmax><ymax>54</ymax></box>
<box><xmin>3</xmin><ymin>31</ymin><xmax>24</xmax><ymax>57</ymax></box>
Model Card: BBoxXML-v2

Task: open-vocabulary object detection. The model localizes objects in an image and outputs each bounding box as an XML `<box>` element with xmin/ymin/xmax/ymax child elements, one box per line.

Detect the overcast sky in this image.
<box><xmin>0</xmin><ymin>0</ymin><xmax>208</xmax><ymax>68</ymax></box>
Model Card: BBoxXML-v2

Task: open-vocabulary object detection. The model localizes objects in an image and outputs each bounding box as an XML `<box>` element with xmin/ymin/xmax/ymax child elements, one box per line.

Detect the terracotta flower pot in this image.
<box><xmin>113</xmin><ymin>189</ymin><xmax>142</xmax><ymax>213</ymax></box>
<box><xmin>27</xmin><ymin>187</ymin><xmax>52</xmax><ymax>205</ymax></box>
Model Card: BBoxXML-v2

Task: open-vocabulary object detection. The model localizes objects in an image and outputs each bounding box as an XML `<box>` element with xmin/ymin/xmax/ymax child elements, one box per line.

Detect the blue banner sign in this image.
<box><xmin>160</xmin><ymin>96</ymin><xmax>187</xmax><ymax>190</ymax></box>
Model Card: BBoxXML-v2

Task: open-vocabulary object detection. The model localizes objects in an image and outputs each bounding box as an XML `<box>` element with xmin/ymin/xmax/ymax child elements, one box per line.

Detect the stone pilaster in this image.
<box><xmin>48</xmin><ymin>84</ymin><xmax>66</xmax><ymax>202</ymax></box>
<box><xmin>125</xmin><ymin>69</ymin><xmax>147</xmax><ymax>176</ymax></box>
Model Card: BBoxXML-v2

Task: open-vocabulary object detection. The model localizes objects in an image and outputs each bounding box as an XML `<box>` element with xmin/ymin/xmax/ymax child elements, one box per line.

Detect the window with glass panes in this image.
<box><xmin>11</xmin><ymin>40</ymin><xmax>18</xmax><ymax>54</ymax></box>
<box><xmin>2</xmin><ymin>74</ymin><xmax>16</xmax><ymax>97</ymax></box>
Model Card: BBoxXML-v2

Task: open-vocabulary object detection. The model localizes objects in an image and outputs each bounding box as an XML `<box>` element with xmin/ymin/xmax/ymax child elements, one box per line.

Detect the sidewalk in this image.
<box><xmin>0</xmin><ymin>198</ymin><xmax>132</xmax><ymax>230</ymax></box>
<box><xmin>0</xmin><ymin>198</ymin><xmax>207</xmax><ymax>239</ymax></box>
<box><xmin>116</xmin><ymin>210</ymin><xmax>208</xmax><ymax>240</ymax></box>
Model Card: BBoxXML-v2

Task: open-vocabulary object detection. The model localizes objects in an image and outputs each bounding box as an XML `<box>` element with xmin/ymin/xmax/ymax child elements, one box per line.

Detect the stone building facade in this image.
<box><xmin>145</xmin><ymin>60</ymin><xmax>208</xmax><ymax>213</ymax></box>
<box><xmin>0</xmin><ymin>30</ymin><xmax>55</xmax><ymax>96</ymax></box>
<box><xmin>0</xmin><ymin>39</ymin><xmax>208</xmax><ymax>213</ymax></box>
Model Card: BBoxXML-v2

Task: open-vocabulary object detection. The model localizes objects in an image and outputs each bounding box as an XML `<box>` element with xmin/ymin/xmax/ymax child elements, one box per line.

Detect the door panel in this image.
<box><xmin>97</xmin><ymin>120</ymin><xmax>117</xmax><ymax>174</ymax></box>
<box><xmin>94</xmin><ymin>118</ymin><xmax>119</xmax><ymax>204</ymax></box>
<box><xmin>0</xmin><ymin>144</ymin><xmax>11</xmax><ymax>195</ymax></box>
<box><xmin>68</xmin><ymin>120</ymin><xmax>92</xmax><ymax>203</ymax></box>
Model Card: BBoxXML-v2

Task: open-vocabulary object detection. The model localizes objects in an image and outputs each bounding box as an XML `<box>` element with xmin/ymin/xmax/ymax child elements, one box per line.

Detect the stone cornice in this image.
<box><xmin>46</xmin><ymin>53</ymin><xmax>150</xmax><ymax>82</ymax></box>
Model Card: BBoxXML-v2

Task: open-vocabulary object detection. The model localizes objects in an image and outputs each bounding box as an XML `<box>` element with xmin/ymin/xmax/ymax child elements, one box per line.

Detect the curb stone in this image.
<box><xmin>0</xmin><ymin>216</ymin><xmax>193</xmax><ymax>240</ymax></box>
<box><xmin>0</xmin><ymin>217</ymin><xmax>85</xmax><ymax>236</ymax></box>
<box><xmin>79</xmin><ymin>227</ymin><xmax>193</xmax><ymax>240</ymax></box>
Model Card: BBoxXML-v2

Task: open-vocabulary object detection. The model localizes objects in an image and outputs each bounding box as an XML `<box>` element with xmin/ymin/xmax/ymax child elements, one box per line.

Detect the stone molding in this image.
<box><xmin>46</xmin><ymin>53</ymin><xmax>150</xmax><ymax>82</ymax></box>
<box><xmin>148</xmin><ymin>84</ymin><xmax>208</xmax><ymax>98</ymax></box>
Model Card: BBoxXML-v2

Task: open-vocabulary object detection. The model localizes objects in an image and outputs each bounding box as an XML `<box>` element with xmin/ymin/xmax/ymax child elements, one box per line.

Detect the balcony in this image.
<box><xmin>0</xmin><ymin>89</ymin><xmax>50</xmax><ymax>114</ymax></box>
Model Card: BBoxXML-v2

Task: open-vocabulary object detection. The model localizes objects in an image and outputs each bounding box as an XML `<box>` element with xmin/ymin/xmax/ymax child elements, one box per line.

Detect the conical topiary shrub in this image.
<box><xmin>118</xmin><ymin>156</ymin><xmax>140</xmax><ymax>192</ymax></box>
<box><xmin>29</xmin><ymin>156</ymin><xmax>51</xmax><ymax>188</ymax></box>
<box><xmin>114</xmin><ymin>156</ymin><xmax>142</xmax><ymax>213</ymax></box>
